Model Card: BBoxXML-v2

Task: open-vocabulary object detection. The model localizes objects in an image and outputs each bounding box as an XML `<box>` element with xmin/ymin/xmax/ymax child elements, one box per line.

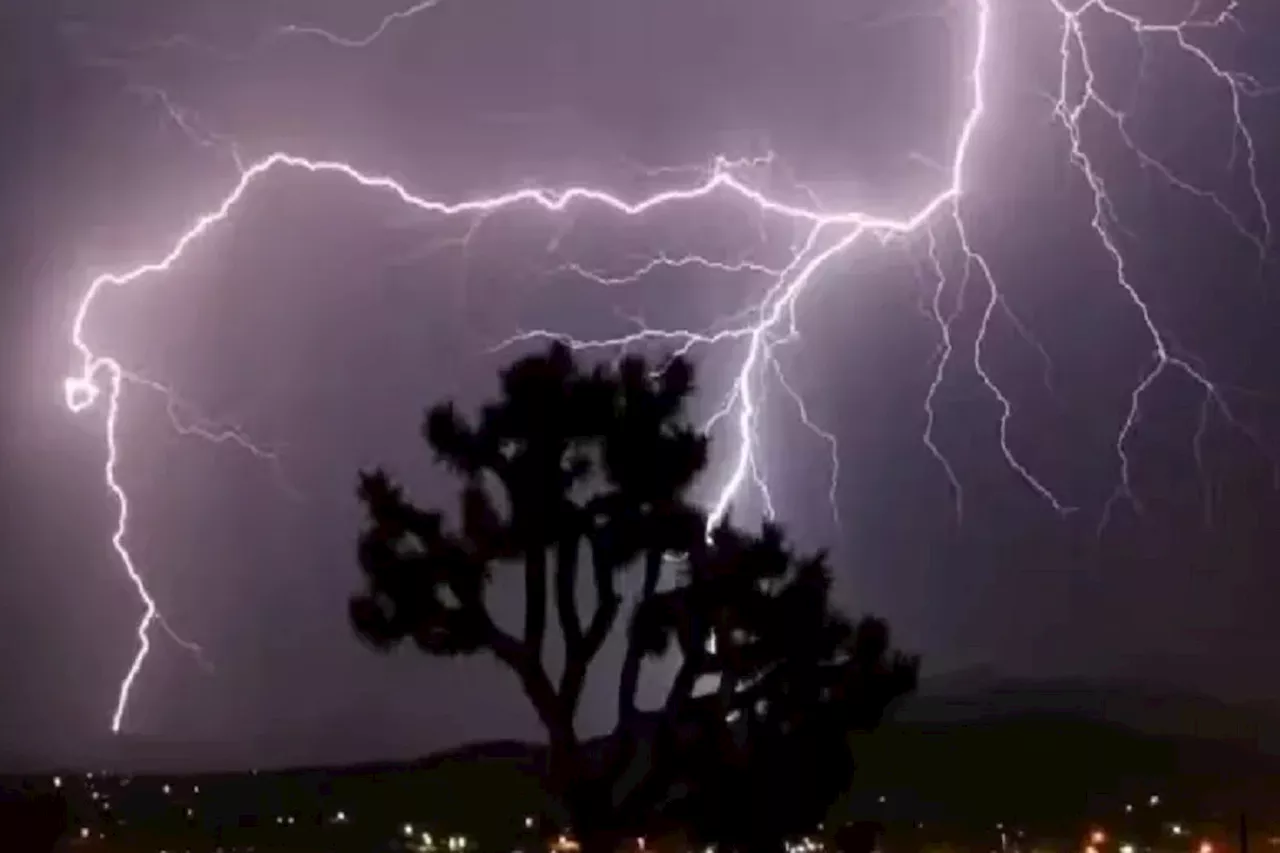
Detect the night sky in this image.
<box><xmin>2</xmin><ymin>0</ymin><xmax>1279</xmax><ymax>770</ymax></box>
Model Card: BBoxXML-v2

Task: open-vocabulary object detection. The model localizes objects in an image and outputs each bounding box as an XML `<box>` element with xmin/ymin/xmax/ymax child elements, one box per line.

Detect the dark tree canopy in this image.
<box><xmin>351</xmin><ymin>342</ymin><xmax>917</xmax><ymax>853</ymax></box>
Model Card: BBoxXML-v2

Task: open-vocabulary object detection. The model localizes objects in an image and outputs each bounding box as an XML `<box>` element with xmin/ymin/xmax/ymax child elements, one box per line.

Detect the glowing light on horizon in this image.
<box><xmin>67</xmin><ymin>0</ymin><xmax>1274</xmax><ymax>732</ymax></box>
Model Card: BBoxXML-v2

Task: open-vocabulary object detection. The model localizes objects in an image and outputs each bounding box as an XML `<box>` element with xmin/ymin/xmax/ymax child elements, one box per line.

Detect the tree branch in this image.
<box><xmin>486</xmin><ymin>612</ymin><xmax>571</xmax><ymax>745</ymax></box>
<box><xmin>560</xmin><ymin>533</ymin><xmax>621</xmax><ymax>715</ymax></box>
<box><xmin>555</xmin><ymin>530</ymin><xmax>584</xmax><ymax>651</ymax></box>
<box><xmin>617</xmin><ymin>548</ymin><xmax>664</xmax><ymax>725</ymax></box>
<box><xmin>524</xmin><ymin>546</ymin><xmax>548</xmax><ymax>663</ymax></box>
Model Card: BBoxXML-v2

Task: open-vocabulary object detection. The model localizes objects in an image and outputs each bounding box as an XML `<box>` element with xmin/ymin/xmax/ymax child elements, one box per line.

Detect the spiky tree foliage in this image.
<box><xmin>350</xmin><ymin>343</ymin><xmax>917</xmax><ymax>853</ymax></box>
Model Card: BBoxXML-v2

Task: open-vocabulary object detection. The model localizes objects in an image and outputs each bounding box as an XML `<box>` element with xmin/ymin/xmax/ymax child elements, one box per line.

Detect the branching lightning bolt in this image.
<box><xmin>67</xmin><ymin>0</ymin><xmax>1276</xmax><ymax>731</ymax></box>
<box><xmin>1046</xmin><ymin>0</ymin><xmax>1273</xmax><ymax>533</ymax></box>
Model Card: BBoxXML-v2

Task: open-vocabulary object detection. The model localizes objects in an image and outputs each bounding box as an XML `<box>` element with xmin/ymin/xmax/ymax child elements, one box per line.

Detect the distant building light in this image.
<box><xmin>1091</xmin><ymin>831</ymin><xmax>1107</xmax><ymax>845</ymax></box>
<box><xmin>1200</xmin><ymin>842</ymin><xmax>1214</xmax><ymax>853</ymax></box>
<box><xmin>1120</xmin><ymin>844</ymin><xmax>1136</xmax><ymax>853</ymax></box>
<box><xmin>405</xmin><ymin>823</ymin><xmax>415</xmax><ymax>837</ymax></box>
<box><xmin>52</xmin><ymin>777</ymin><xmax>62</xmax><ymax>788</ymax></box>
<box><xmin>80</xmin><ymin>828</ymin><xmax>90</xmax><ymax>839</ymax></box>
<box><xmin>1149</xmin><ymin>795</ymin><xmax>1160</xmax><ymax>807</ymax></box>
<box><xmin>526</xmin><ymin>816</ymin><xmax>535</xmax><ymax>829</ymax></box>
<box><xmin>163</xmin><ymin>784</ymin><xmax>172</xmax><ymax>795</ymax></box>
<box><xmin>1171</xmin><ymin>825</ymin><xmax>1185</xmax><ymax>836</ymax></box>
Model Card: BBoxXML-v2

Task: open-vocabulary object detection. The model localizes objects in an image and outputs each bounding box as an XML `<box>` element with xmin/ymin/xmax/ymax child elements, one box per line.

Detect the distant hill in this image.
<box><xmin>903</xmin><ymin>673</ymin><xmax>1280</xmax><ymax>752</ymax></box>
<box><xmin>13</xmin><ymin>674</ymin><xmax>1280</xmax><ymax>832</ymax></box>
<box><xmin>845</xmin><ymin>674</ymin><xmax>1280</xmax><ymax>826</ymax></box>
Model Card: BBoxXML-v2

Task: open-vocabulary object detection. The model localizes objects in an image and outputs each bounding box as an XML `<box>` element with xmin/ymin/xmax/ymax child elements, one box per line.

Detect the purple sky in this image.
<box><xmin>2</xmin><ymin>0</ymin><xmax>1279</xmax><ymax>769</ymax></box>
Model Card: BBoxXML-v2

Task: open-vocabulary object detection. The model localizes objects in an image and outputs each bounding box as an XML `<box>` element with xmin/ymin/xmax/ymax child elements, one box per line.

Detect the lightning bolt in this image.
<box><xmin>275</xmin><ymin>0</ymin><xmax>454</xmax><ymax>49</ymax></box>
<box><xmin>67</xmin><ymin>0</ymin><xmax>1276</xmax><ymax>731</ymax></box>
<box><xmin>1046</xmin><ymin>0</ymin><xmax>1273</xmax><ymax>533</ymax></box>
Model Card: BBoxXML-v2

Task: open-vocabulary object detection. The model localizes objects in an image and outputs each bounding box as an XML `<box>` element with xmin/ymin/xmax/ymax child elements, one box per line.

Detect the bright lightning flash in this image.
<box><xmin>66</xmin><ymin>0</ymin><xmax>1274</xmax><ymax>732</ymax></box>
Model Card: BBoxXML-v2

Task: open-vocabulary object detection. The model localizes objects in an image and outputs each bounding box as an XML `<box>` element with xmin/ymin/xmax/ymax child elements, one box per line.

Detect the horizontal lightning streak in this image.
<box><xmin>276</xmin><ymin>0</ymin><xmax>453</xmax><ymax>49</ymax></box>
<box><xmin>554</xmin><ymin>254</ymin><xmax>785</xmax><ymax>288</ymax></box>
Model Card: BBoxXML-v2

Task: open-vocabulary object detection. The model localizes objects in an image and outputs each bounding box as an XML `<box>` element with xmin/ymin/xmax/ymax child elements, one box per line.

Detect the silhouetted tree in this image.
<box><xmin>350</xmin><ymin>343</ymin><xmax>916</xmax><ymax>853</ymax></box>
